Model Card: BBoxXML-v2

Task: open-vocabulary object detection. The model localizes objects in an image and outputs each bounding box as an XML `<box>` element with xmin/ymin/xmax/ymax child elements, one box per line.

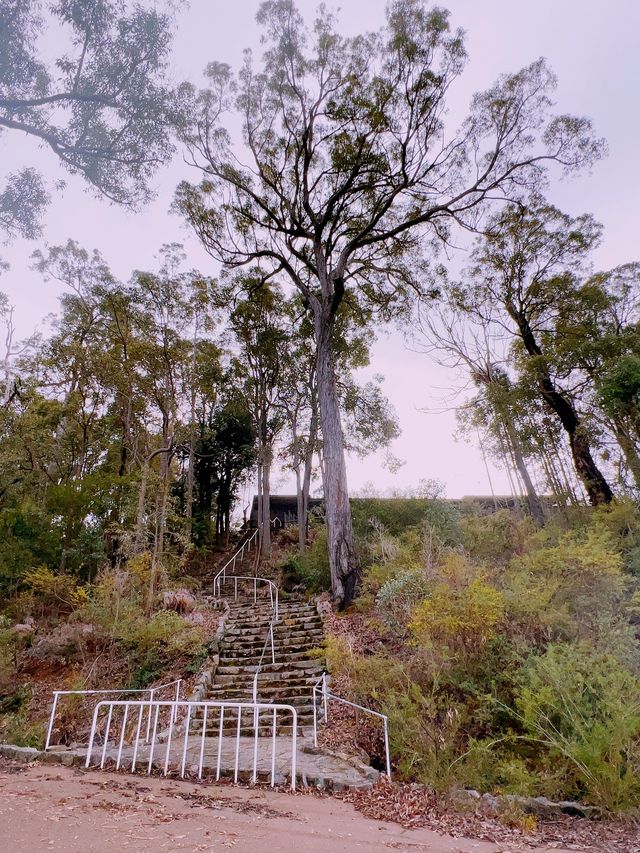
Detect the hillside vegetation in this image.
<box><xmin>287</xmin><ymin>498</ymin><xmax>640</xmax><ymax>814</ymax></box>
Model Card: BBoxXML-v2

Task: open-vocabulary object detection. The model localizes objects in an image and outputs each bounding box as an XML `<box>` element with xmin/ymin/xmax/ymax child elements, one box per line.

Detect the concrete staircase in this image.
<box><xmin>205</xmin><ymin>597</ymin><xmax>325</xmax><ymax>735</ymax></box>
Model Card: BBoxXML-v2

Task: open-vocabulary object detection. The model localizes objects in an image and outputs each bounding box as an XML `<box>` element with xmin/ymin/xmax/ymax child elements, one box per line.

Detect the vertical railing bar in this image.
<box><xmin>180</xmin><ymin>704</ymin><xmax>192</xmax><ymax>778</ymax></box>
<box><xmin>312</xmin><ymin>687</ymin><xmax>318</xmax><ymax>748</ymax></box>
<box><xmin>198</xmin><ymin>705</ymin><xmax>208</xmax><ymax>780</ymax></box>
<box><xmin>234</xmin><ymin>706</ymin><xmax>241</xmax><ymax>783</ymax></box>
<box><xmin>271</xmin><ymin>707</ymin><xmax>277</xmax><ymax>787</ymax></box>
<box><xmin>85</xmin><ymin>702</ymin><xmax>102</xmax><ymax>768</ymax></box>
<box><xmin>164</xmin><ymin>702</ymin><xmax>176</xmax><ymax>776</ymax></box>
<box><xmin>131</xmin><ymin>703</ymin><xmax>144</xmax><ymax>772</ymax></box>
<box><xmin>252</xmin><ymin>705</ymin><xmax>259</xmax><ymax>783</ymax></box>
<box><xmin>290</xmin><ymin>708</ymin><xmax>297</xmax><ymax>791</ymax></box>
<box><xmin>384</xmin><ymin>716</ymin><xmax>391</xmax><ymax>779</ymax></box>
<box><xmin>116</xmin><ymin>703</ymin><xmax>130</xmax><ymax>770</ymax></box>
<box><xmin>216</xmin><ymin>706</ymin><xmax>224</xmax><ymax>781</ymax></box>
<box><xmin>253</xmin><ymin>577</ymin><xmax>256</xmax><ymax>603</ymax></box>
<box><xmin>145</xmin><ymin>689</ymin><xmax>155</xmax><ymax>743</ymax></box>
<box><xmin>45</xmin><ymin>692</ymin><xmax>59</xmax><ymax>751</ymax></box>
<box><xmin>322</xmin><ymin>674</ymin><xmax>328</xmax><ymax>723</ymax></box>
<box><xmin>270</xmin><ymin>624</ymin><xmax>275</xmax><ymax>664</ymax></box>
<box><xmin>100</xmin><ymin>705</ymin><xmax>113</xmax><ymax>769</ymax></box>
<box><xmin>173</xmin><ymin>680</ymin><xmax>181</xmax><ymax>723</ymax></box>
<box><xmin>147</xmin><ymin>705</ymin><xmax>160</xmax><ymax>774</ymax></box>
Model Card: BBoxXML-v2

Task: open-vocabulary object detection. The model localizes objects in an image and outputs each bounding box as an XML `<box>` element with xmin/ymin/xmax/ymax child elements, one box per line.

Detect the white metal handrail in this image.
<box><xmin>45</xmin><ymin>678</ymin><xmax>182</xmax><ymax>751</ymax></box>
<box><xmin>215</xmin><ymin>574</ymin><xmax>279</xmax><ymax>620</ymax></box>
<box><xmin>212</xmin><ymin>527</ymin><xmax>259</xmax><ymax>593</ymax></box>
<box><xmin>312</xmin><ymin>673</ymin><xmax>391</xmax><ymax>778</ymax></box>
<box><xmin>85</xmin><ymin>698</ymin><xmax>298</xmax><ymax>788</ymax></box>
<box><xmin>252</xmin><ymin>619</ymin><xmax>276</xmax><ymax>703</ymax></box>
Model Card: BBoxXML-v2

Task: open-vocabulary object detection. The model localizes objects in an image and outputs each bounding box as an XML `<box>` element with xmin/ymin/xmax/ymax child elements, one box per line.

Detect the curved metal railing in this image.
<box><xmin>312</xmin><ymin>673</ymin><xmax>391</xmax><ymax>778</ymax></box>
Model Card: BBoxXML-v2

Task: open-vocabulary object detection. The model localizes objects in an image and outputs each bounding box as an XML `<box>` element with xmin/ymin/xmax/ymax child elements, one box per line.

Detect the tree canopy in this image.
<box><xmin>0</xmin><ymin>0</ymin><xmax>179</xmax><ymax>239</ymax></box>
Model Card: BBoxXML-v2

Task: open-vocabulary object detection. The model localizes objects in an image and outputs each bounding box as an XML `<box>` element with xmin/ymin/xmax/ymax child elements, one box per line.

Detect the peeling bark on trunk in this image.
<box><xmin>315</xmin><ymin>310</ymin><xmax>358</xmax><ymax>606</ymax></box>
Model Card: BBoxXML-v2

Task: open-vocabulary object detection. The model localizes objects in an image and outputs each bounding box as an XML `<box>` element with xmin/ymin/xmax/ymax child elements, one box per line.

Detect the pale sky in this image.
<box><xmin>2</xmin><ymin>0</ymin><xmax>639</xmax><ymax>498</ymax></box>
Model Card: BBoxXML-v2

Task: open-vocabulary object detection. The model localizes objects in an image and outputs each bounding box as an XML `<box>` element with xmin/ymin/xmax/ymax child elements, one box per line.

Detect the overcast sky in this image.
<box><xmin>2</xmin><ymin>0</ymin><xmax>639</xmax><ymax>498</ymax></box>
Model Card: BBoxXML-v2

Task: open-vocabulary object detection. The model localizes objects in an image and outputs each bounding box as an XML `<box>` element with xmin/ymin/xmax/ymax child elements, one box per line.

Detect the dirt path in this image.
<box><xmin>0</xmin><ymin>761</ymin><xmax>579</xmax><ymax>853</ymax></box>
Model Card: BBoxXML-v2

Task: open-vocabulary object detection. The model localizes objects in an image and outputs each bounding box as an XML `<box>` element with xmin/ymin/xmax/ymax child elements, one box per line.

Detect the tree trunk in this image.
<box><xmin>260</xmin><ymin>447</ymin><xmax>272</xmax><ymax>558</ymax></box>
<box><xmin>314</xmin><ymin>311</ymin><xmax>358</xmax><ymax>606</ymax></box>
<box><xmin>295</xmin><ymin>465</ymin><xmax>305</xmax><ymax>553</ymax></box>
<box><xmin>502</xmin><ymin>417</ymin><xmax>545</xmax><ymax>524</ymax></box>
<box><xmin>612</xmin><ymin>421</ymin><xmax>640</xmax><ymax>490</ymax></box>
<box><xmin>512</xmin><ymin>308</ymin><xmax>613</xmax><ymax>506</ymax></box>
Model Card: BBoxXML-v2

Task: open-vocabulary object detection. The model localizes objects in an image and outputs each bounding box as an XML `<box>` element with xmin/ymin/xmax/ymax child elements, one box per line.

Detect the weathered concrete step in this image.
<box><xmin>219</xmin><ymin>651</ymin><xmax>325</xmax><ymax>666</ymax></box>
<box><xmin>212</xmin><ymin>675</ymin><xmax>322</xmax><ymax>689</ymax></box>
<box><xmin>224</xmin><ymin>624</ymin><xmax>323</xmax><ymax>637</ymax></box>
<box><xmin>216</xmin><ymin>660</ymin><xmax>324</xmax><ymax>675</ymax></box>
<box><xmin>224</xmin><ymin>628</ymin><xmax>324</xmax><ymax>645</ymax></box>
<box><xmin>224</xmin><ymin>620</ymin><xmax>319</xmax><ymax>632</ymax></box>
<box><xmin>222</xmin><ymin>638</ymin><xmax>324</xmax><ymax>653</ymax></box>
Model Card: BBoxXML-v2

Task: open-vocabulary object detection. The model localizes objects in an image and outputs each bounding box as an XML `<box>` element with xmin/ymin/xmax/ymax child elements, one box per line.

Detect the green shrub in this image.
<box><xmin>516</xmin><ymin>643</ymin><xmax>640</xmax><ymax>812</ymax></box>
<box><xmin>288</xmin><ymin>526</ymin><xmax>331</xmax><ymax>592</ymax></box>
<box><xmin>120</xmin><ymin>610</ymin><xmax>204</xmax><ymax>663</ymax></box>
<box><xmin>461</xmin><ymin>510</ymin><xmax>533</xmax><ymax>563</ymax></box>
<box><xmin>376</xmin><ymin>570</ymin><xmax>430</xmax><ymax>631</ymax></box>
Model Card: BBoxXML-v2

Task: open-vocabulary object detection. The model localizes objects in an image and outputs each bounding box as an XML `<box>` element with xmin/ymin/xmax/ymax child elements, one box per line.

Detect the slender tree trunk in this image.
<box><xmin>260</xmin><ymin>447</ymin><xmax>272</xmax><ymax>558</ymax></box>
<box><xmin>185</xmin><ymin>323</ymin><xmax>198</xmax><ymax>541</ymax></box>
<box><xmin>256</xmin><ymin>457</ymin><xmax>263</xmax><ymax>548</ymax></box>
<box><xmin>512</xmin><ymin>308</ymin><xmax>613</xmax><ymax>506</ymax></box>
<box><xmin>502</xmin><ymin>417</ymin><xmax>545</xmax><ymax>524</ymax></box>
<box><xmin>612</xmin><ymin>421</ymin><xmax>640</xmax><ymax>489</ymax></box>
<box><xmin>295</xmin><ymin>465</ymin><xmax>305</xmax><ymax>553</ymax></box>
<box><xmin>314</xmin><ymin>311</ymin><xmax>358</xmax><ymax>606</ymax></box>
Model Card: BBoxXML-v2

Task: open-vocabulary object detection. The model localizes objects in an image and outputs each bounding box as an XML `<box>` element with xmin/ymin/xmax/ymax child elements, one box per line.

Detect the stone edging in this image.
<box><xmin>451</xmin><ymin>788</ymin><xmax>600</xmax><ymax>820</ymax></box>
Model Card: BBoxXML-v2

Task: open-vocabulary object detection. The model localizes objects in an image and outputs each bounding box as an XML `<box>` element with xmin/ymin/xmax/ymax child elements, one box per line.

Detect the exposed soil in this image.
<box><xmin>2</xmin><ymin>756</ymin><xmax>635</xmax><ymax>853</ymax></box>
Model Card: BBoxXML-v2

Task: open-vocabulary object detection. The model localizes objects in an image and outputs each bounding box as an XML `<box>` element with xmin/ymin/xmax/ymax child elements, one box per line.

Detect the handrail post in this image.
<box><xmin>85</xmin><ymin>701</ymin><xmax>103</xmax><ymax>768</ymax></box>
<box><xmin>312</xmin><ymin>685</ymin><xmax>318</xmax><ymax>747</ymax></box>
<box><xmin>383</xmin><ymin>716</ymin><xmax>391</xmax><ymax>779</ymax></box>
<box><xmin>173</xmin><ymin>679</ymin><xmax>181</xmax><ymax>722</ymax></box>
<box><xmin>290</xmin><ymin>708</ymin><xmax>298</xmax><ymax>790</ymax></box>
<box><xmin>145</xmin><ymin>688</ymin><xmax>155</xmax><ymax>743</ymax></box>
<box><xmin>270</xmin><ymin>624</ymin><xmax>275</xmax><ymax>664</ymax></box>
<box><xmin>45</xmin><ymin>692</ymin><xmax>59</xmax><ymax>751</ymax></box>
<box><xmin>322</xmin><ymin>673</ymin><xmax>328</xmax><ymax>723</ymax></box>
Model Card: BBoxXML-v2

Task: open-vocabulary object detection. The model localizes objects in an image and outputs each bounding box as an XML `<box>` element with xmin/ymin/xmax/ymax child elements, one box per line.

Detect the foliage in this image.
<box><xmin>327</xmin><ymin>502</ymin><xmax>640</xmax><ymax>812</ymax></box>
<box><xmin>410</xmin><ymin>575</ymin><xmax>505</xmax><ymax>659</ymax></box>
<box><xmin>516</xmin><ymin>644</ymin><xmax>640</xmax><ymax>811</ymax></box>
<box><xmin>283</xmin><ymin>525</ymin><xmax>331</xmax><ymax>593</ymax></box>
<box><xmin>376</xmin><ymin>570</ymin><xmax>430</xmax><ymax>632</ymax></box>
<box><xmin>0</xmin><ymin>0</ymin><xmax>179</xmax><ymax>239</ymax></box>
<box><xmin>460</xmin><ymin>510</ymin><xmax>532</xmax><ymax>563</ymax></box>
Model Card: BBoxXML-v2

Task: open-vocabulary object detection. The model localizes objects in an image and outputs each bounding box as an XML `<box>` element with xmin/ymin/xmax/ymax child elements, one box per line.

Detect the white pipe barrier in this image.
<box><xmin>212</xmin><ymin>528</ymin><xmax>259</xmax><ymax>594</ymax></box>
<box><xmin>312</xmin><ymin>674</ymin><xmax>391</xmax><ymax>779</ymax></box>
<box><xmin>44</xmin><ymin>678</ymin><xmax>182</xmax><ymax>751</ymax></box>
<box><xmin>85</xmin><ymin>699</ymin><xmax>298</xmax><ymax>789</ymax></box>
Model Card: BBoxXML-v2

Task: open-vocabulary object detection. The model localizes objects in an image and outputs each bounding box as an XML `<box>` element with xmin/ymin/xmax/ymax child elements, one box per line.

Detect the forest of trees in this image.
<box><xmin>2</xmin><ymin>0</ymin><xmax>640</xmax><ymax>823</ymax></box>
<box><xmin>1</xmin><ymin>0</ymin><xmax>638</xmax><ymax>606</ymax></box>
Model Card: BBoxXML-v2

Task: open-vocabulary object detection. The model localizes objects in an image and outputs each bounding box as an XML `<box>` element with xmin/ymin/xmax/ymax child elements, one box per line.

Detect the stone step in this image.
<box><xmin>222</xmin><ymin>638</ymin><xmax>324</xmax><ymax>654</ymax></box>
<box><xmin>224</xmin><ymin>625</ymin><xmax>324</xmax><ymax>642</ymax></box>
<box><xmin>212</xmin><ymin>673</ymin><xmax>321</xmax><ymax>688</ymax></box>
<box><xmin>207</xmin><ymin>684</ymin><xmax>317</xmax><ymax>701</ymax></box>
<box><xmin>224</xmin><ymin>622</ymin><xmax>323</xmax><ymax>641</ymax></box>
<box><xmin>224</xmin><ymin>618</ymin><xmax>323</xmax><ymax>633</ymax></box>
<box><xmin>216</xmin><ymin>660</ymin><xmax>324</xmax><ymax>675</ymax></box>
<box><xmin>218</xmin><ymin>649</ymin><xmax>326</xmax><ymax>671</ymax></box>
